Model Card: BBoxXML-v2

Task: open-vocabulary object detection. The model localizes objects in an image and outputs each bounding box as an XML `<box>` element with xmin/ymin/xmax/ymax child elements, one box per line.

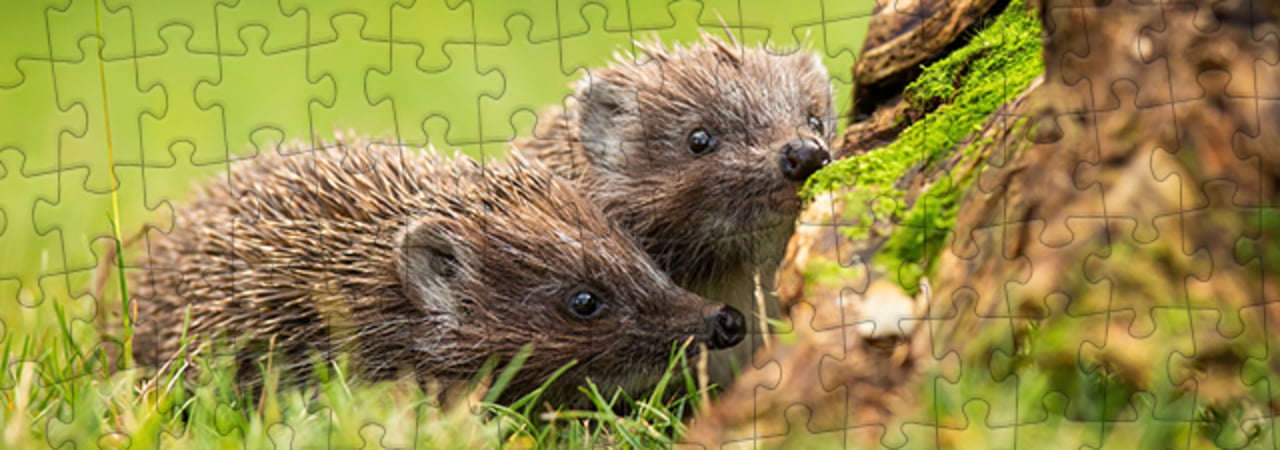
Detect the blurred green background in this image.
<box><xmin>0</xmin><ymin>0</ymin><xmax>870</xmax><ymax>337</ymax></box>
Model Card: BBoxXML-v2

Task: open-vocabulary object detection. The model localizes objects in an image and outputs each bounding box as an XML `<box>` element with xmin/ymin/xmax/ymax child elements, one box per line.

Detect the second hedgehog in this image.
<box><xmin>518</xmin><ymin>33</ymin><xmax>835</xmax><ymax>384</ymax></box>
<box><xmin>127</xmin><ymin>134</ymin><xmax>745</xmax><ymax>405</ymax></box>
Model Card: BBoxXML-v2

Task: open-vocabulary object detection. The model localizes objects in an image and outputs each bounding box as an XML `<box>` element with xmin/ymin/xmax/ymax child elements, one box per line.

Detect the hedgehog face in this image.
<box><xmin>570</xmin><ymin>38</ymin><xmax>834</xmax><ymax>286</ymax></box>
<box><xmin>396</xmin><ymin>165</ymin><xmax>744</xmax><ymax>404</ymax></box>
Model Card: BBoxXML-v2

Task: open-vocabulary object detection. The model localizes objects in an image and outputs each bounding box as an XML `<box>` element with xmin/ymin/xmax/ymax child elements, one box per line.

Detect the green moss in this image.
<box><xmin>805</xmin><ymin>0</ymin><xmax>1042</xmax><ymax>196</ymax></box>
<box><xmin>802</xmin><ymin>257</ymin><xmax>858</xmax><ymax>290</ymax></box>
<box><xmin>802</xmin><ymin>0</ymin><xmax>1044</xmax><ymax>291</ymax></box>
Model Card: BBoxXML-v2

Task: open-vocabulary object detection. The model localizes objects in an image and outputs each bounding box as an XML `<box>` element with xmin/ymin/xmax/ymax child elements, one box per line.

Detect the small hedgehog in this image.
<box><xmin>126</xmin><ymin>133</ymin><xmax>745</xmax><ymax>405</ymax></box>
<box><xmin>517</xmin><ymin>32</ymin><xmax>834</xmax><ymax>383</ymax></box>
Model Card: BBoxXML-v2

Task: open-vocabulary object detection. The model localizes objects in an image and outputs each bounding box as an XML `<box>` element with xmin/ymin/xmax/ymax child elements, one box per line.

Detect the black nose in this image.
<box><xmin>778</xmin><ymin>138</ymin><xmax>831</xmax><ymax>182</ymax></box>
<box><xmin>708</xmin><ymin>305</ymin><xmax>746</xmax><ymax>350</ymax></box>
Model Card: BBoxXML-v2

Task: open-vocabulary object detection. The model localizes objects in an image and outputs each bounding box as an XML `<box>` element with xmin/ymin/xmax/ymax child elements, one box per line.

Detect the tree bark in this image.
<box><xmin>685</xmin><ymin>0</ymin><xmax>1280</xmax><ymax>447</ymax></box>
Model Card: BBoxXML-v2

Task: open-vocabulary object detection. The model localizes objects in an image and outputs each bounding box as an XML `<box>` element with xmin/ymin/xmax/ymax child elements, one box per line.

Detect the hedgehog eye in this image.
<box><xmin>687</xmin><ymin>128</ymin><xmax>715</xmax><ymax>155</ymax></box>
<box><xmin>568</xmin><ymin>291</ymin><xmax>603</xmax><ymax>318</ymax></box>
<box><xmin>807</xmin><ymin>115</ymin><xmax>824</xmax><ymax>135</ymax></box>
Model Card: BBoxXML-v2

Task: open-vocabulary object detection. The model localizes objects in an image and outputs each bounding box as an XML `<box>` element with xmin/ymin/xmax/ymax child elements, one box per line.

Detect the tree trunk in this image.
<box><xmin>686</xmin><ymin>0</ymin><xmax>1280</xmax><ymax>447</ymax></box>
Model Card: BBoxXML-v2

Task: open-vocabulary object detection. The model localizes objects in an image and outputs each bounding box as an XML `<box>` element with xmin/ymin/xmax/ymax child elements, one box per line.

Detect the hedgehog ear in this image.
<box><xmin>398</xmin><ymin>217</ymin><xmax>467</xmax><ymax>312</ymax></box>
<box><xmin>575</xmin><ymin>72</ymin><xmax>635</xmax><ymax>165</ymax></box>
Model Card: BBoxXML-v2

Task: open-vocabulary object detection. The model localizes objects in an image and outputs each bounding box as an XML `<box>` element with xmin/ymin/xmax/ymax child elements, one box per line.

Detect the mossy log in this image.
<box><xmin>687</xmin><ymin>0</ymin><xmax>1280</xmax><ymax>447</ymax></box>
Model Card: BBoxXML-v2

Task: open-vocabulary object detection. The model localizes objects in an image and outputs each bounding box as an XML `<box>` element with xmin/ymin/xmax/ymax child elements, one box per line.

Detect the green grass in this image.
<box><xmin>1</xmin><ymin>296</ymin><xmax>715</xmax><ymax>448</ymax></box>
<box><xmin>1</xmin><ymin>1</ymin><xmax>873</xmax><ymax>447</ymax></box>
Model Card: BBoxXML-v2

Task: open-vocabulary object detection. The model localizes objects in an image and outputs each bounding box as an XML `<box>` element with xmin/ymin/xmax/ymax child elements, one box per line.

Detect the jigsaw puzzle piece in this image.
<box><xmin>688</xmin><ymin>267</ymin><xmax>929</xmax><ymax>448</ymax></box>
<box><xmin>703</xmin><ymin>0</ymin><xmax>835</xmax><ymax>51</ymax></box>
<box><xmin>5</xmin><ymin>31</ymin><xmax>159</xmax><ymax>313</ymax></box>
<box><xmin>468</xmin><ymin>0</ymin><xmax>563</xmax><ymax>44</ymax></box>
<box><xmin>794</xmin><ymin>15</ymin><xmax>867</xmax><ymax>86</ymax></box>
<box><xmin>557</xmin><ymin>0</ymin><xmax>631</xmax><ymax>37</ymax></box>
<box><xmin>476</xmin><ymin>15</ymin><xmax>573</xmax><ymax>146</ymax></box>
<box><xmin>1057</xmin><ymin>181</ymin><xmax>1280</xmax><ymax>443</ymax></box>
<box><xmin>306</xmin><ymin>13</ymin><xmax>396</xmax><ymax>140</ymax></box>
<box><xmin>878</xmin><ymin>174</ymin><xmax>964</xmax><ymax>285</ymax></box>
<box><xmin>818</xmin><ymin>0</ymin><xmax>878</xmax><ymax>21</ymax></box>
<box><xmin>894</xmin><ymin>203</ymin><xmax>1093</xmax><ymax>447</ymax></box>
<box><xmin>897</xmin><ymin>400</ymin><xmax>1014</xmax><ymax>449</ymax></box>
<box><xmin>788</xmin><ymin>188</ymin><xmax>897</xmax><ymax>272</ymax></box>
<box><xmin>680</xmin><ymin>301</ymin><xmax>849</xmax><ymax>447</ymax></box>
<box><xmin>195</xmin><ymin>25</ymin><xmax>335</xmax><ymax>161</ymax></box>
<box><xmin>1067</xmin><ymin>85</ymin><xmax>1190</xmax><ymax>244</ymax></box>
<box><xmin>559</xmin><ymin>3</ymin><xmax>634</xmax><ymax>76</ymax></box>
<box><xmin>213</xmin><ymin>0</ymin><xmax>307</xmax><ymax>54</ymax></box>
<box><xmin>30</xmin><ymin>163</ymin><xmax>157</xmax><ymax>304</ymax></box>
<box><xmin>1079</xmin><ymin>182</ymin><xmax>1234</xmax><ymax>326</ymax></box>
<box><xmin>1144</xmin><ymin>1</ymin><xmax>1259</xmax><ymax>105</ymax></box>
<box><xmin>278</xmin><ymin>0</ymin><xmax>406</xmax><ymax>44</ymax></box>
<box><xmin>473</xmin><ymin>0</ymin><xmax>708</xmax><ymax>45</ymax></box>
<box><xmin>1223</xmin><ymin>119</ymin><xmax>1280</xmax><ymax>212</ymax></box>
<box><xmin>0</xmin><ymin>58</ymin><xmax>86</xmax><ymax>172</ymax></box>
<box><xmin>1228</xmin><ymin>301</ymin><xmax>1280</xmax><ymax>448</ymax></box>
<box><xmin>388</xmin><ymin>0</ymin><xmax>473</xmax><ymax>71</ymax></box>
<box><xmin>1056</xmin><ymin>8</ymin><xmax>1173</xmax><ymax>109</ymax></box>
<box><xmin>793</xmin><ymin>0</ymin><xmax>874</xmax><ymax>78</ymax></box>
<box><xmin>108</xmin><ymin>0</ymin><xmax>230</xmax><ymax>55</ymax></box>
<box><xmin>638</xmin><ymin>0</ymin><xmax>731</xmax><ymax>46</ymax></box>
<box><xmin>1152</xmin><ymin>74</ymin><xmax>1268</xmax><ymax>211</ymax></box>
<box><xmin>366</xmin><ymin>40</ymin><xmax>500</xmax><ymax>155</ymax></box>
<box><xmin>0</xmin><ymin>0</ymin><xmax>67</xmax><ymax>87</ymax></box>
<box><xmin>1259</xmin><ymin>42</ymin><xmax>1280</xmax><ymax>97</ymax></box>
<box><xmin>267</xmin><ymin>423</ymin><xmax>296</xmax><ymax>448</ymax></box>
<box><xmin>45</xmin><ymin>0</ymin><xmax>133</xmax><ymax>62</ymax></box>
<box><xmin>1122</xmin><ymin>307</ymin><xmax>1227</xmax><ymax>421</ymax></box>
<box><xmin>746</xmin><ymin>405</ymin><xmax>853</xmax><ymax>448</ymax></box>
<box><xmin>357</xmin><ymin>422</ymin><xmax>391</xmax><ymax>449</ymax></box>
<box><xmin>1003</xmin><ymin>388</ymin><xmax>1212</xmax><ymax>448</ymax></box>
<box><xmin>1039</xmin><ymin>1</ymin><xmax>1089</xmax><ymax>58</ymax></box>
<box><xmin>922</xmin><ymin>218</ymin><xmax>1163</xmax><ymax>447</ymax></box>
<box><xmin>0</xmin><ymin>152</ymin><xmax>60</xmax><ymax>300</ymax></box>
<box><xmin>49</xmin><ymin>37</ymin><xmax>164</xmax><ymax>192</ymax></box>
<box><xmin>1080</xmin><ymin>390</ymin><xmax>1230</xmax><ymax>448</ymax></box>
<box><xmin>135</xmin><ymin>24</ymin><xmax>224</xmax><ymax>168</ymax></box>
<box><xmin>554</xmin><ymin>1</ymin><xmax>769</xmax><ymax>123</ymax></box>
<box><xmin>38</xmin><ymin>335</ymin><xmax>141</xmax><ymax>446</ymax></box>
<box><xmin>984</xmin><ymin>122</ymin><xmax>1107</xmax><ymax>251</ymax></box>
<box><xmin>914</xmin><ymin>290</ymin><xmax>1026</xmax><ymax>443</ymax></box>
<box><xmin>1151</xmin><ymin>198</ymin><xmax>1280</xmax><ymax>435</ymax></box>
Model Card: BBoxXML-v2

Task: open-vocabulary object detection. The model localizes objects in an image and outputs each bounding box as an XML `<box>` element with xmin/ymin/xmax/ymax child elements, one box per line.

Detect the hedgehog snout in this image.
<box><xmin>778</xmin><ymin>137</ymin><xmax>831</xmax><ymax>182</ymax></box>
<box><xmin>707</xmin><ymin>305</ymin><xmax>746</xmax><ymax>350</ymax></box>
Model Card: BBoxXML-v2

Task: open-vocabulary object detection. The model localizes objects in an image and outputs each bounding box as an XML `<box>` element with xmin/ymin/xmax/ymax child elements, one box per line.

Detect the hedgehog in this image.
<box><xmin>124</xmin><ymin>132</ymin><xmax>746</xmax><ymax>405</ymax></box>
<box><xmin>516</xmin><ymin>32</ymin><xmax>834</xmax><ymax>384</ymax></box>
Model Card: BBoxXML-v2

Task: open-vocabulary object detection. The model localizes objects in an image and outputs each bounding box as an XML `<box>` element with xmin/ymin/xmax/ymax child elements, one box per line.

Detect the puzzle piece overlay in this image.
<box><xmin>685</xmin><ymin>0</ymin><xmax>1280</xmax><ymax>447</ymax></box>
<box><xmin>2</xmin><ymin>0</ymin><xmax>871</xmax><ymax>447</ymax></box>
<box><xmin>5</xmin><ymin>0</ymin><xmax>1278</xmax><ymax>448</ymax></box>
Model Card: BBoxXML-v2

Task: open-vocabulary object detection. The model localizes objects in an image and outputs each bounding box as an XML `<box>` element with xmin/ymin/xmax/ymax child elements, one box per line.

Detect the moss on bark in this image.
<box><xmin>800</xmin><ymin>0</ymin><xmax>1043</xmax><ymax>294</ymax></box>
